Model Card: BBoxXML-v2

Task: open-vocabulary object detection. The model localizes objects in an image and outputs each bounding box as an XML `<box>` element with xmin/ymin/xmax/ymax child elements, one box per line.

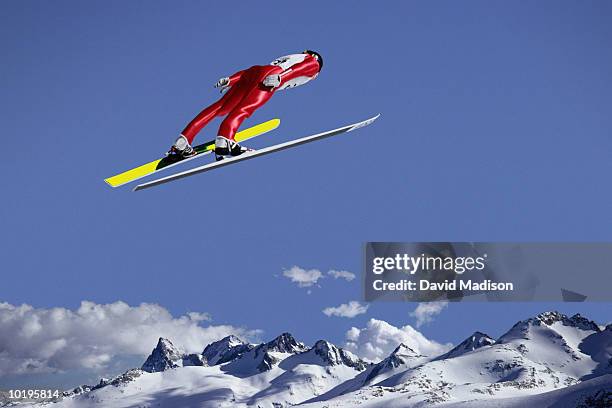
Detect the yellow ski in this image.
<box><xmin>104</xmin><ymin>119</ymin><xmax>280</xmax><ymax>188</ymax></box>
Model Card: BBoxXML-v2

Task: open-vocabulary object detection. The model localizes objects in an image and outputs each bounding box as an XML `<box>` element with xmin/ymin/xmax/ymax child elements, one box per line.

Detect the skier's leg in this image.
<box><xmin>180</xmin><ymin>100</ymin><xmax>224</xmax><ymax>145</ymax></box>
<box><xmin>220</xmin><ymin>88</ymin><xmax>275</xmax><ymax>139</ymax></box>
<box><xmin>167</xmin><ymin>100</ymin><xmax>224</xmax><ymax>158</ymax></box>
<box><xmin>172</xmin><ymin>68</ymin><xmax>262</xmax><ymax>156</ymax></box>
<box><xmin>169</xmin><ymin>85</ymin><xmax>249</xmax><ymax>157</ymax></box>
<box><xmin>217</xmin><ymin>66</ymin><xmax>280</xmax><ymax>142</ymax></box>
<box><xmin>214</xmin><ymin>88</ymin><xmax>274</xmax><ymax>157</ymax></box>
<box><xmin>213</xmin><ymin>65</ymin><xmax>281</xmax><ymax>157</ymax></box>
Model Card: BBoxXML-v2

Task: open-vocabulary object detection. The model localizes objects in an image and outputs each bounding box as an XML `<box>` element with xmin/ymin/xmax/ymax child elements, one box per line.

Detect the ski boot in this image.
<box><xmin>214</xmin><ymin>136</ymin><xmax>251</xmax><ymax>161</ymax></box>
<box><xmin>166</xmin><ymin>135</ymin><xmax>197</xmax><ymax>159</ymax></box>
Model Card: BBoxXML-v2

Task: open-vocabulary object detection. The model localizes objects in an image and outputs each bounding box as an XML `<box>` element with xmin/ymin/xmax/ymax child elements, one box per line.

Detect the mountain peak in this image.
<box><xmin>202</xmin><ymin>335</ymin><xmax>252</xmax><ymax>365</ymax></box>
<box><xmin>141</xmin><ymin>338</ymin><xmax>183</xmax><ymax>373</ymax></box>
<box><xmin>471</xmin><ymin>331</ymin><xmax>496</xmax><ymax>345</ymax></box>
<box><xmin>233</xmin><ymin>333</ymin><xmax>308</xmax><ymax>373</ymax></box>
<box><xmin>313</xmin><ymin>339</ymin><xmax>334</xmax><ymax>351</ymax></box>
<box><xmin>391</xmin><ymin>343</ymin><xmax>418</xmax><ymax>356</ymax></box>
<box><xmin>141</xmin><ymin>337</ymin><xmax>205</xmax><ymax>372</ymax></box>
<box><xmin>225</xmin><ymin>334</ymin><xmax>243</xmax><ymax>344</ymax></box>
<box><xmin>498</xmin><ymin>311</ymin><xmax>602</xmax><ymax>346</ymax></box>
<box><xmin>536</xmin><ymin>311</ymin><xmax>567</xmax><ymax>325</ymax></box>
<box><xmin>253</xmin><ymin>333</ymin><xmax>306</xmax><ymax>372</ymax></box>
<box><xmin>311</xmin><ymin>340</ymin><xmax>367</xmax><ymax>370</ymax></box>
<box><xmin>212</xmin><ymin>334</ymin><xmax>244</xmax><ymax>347</ymax></box>
<box><xmin>530</xmin><ymin>311</ymin><xmax>600</xmax><ymax>332</ymax></box>
<box><xmin>567</xmin><ymin>313</ymin><xmax>601</xmax><ymax>332</ymax></box>
<box><xmin>361</xmin><ymin>343</ymin><xmax>425</xmax><ymax>384</ymax></box>
<box><xmin>157</xmin><ymin>337</ymin><xmax>176</xmax><ymax>350</ymax></box>
<box><xmin>436</xmin><ymin>331</ymin><xmax>495</xmax><ymax>361</ymax></box>
<box><xmin>265</xmin><ymin>332</ymin><xmax>307</xmax><ymax>354</ymax></box>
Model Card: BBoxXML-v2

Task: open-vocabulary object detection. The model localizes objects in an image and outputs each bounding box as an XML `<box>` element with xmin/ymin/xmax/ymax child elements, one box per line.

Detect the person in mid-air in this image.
<box><xmin>168</xmin><ymin>50</ymin><xmax>323</xmax><ymax>159</ymax></box>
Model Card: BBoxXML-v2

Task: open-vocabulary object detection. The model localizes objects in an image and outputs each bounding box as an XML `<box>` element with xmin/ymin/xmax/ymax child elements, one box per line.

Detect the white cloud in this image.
<box><xmin>327</xmin><ymin>270</ymin><xmax>356</xmax><ymax>282</ymax></box>
<box><xmin>344</xmin><ymin>318</ymin><xmax>452</xmax><ymax>362</ymax></box>
<box><xmin>0</xmin><ymin>301</ymin><xmax>260</xmax><ymax>376</ymax></box>
<box><xmin>186</xmin><ymin>312</ymin><xmax>212</xmax><ymax>322</ymax></box>
<box><xmin>282</xmin><ymin>266</ymin><xmax>324</xmax><ymax>287</ymax></box>
<box><xmin>323</xmin><ymin>301</ymin><xmax>369</xmax><ymax>318</ymax></box>
<box><xmin>410</xmin><ymin>301</ymin><xmax>448</xmax><ymax>328</ymax></box>
<box><xmin>281</xmin><ymin>267</ymin><xmax>357</xmax><ymax>290</ymax></box>
<box><xmin>346</xmin><ymin>327</ymin><xmax>360</xmax><ymax>341</ymax></box>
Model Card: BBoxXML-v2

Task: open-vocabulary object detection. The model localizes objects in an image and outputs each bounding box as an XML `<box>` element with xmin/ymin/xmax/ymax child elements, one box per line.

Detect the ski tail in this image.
<box><xmin>133</xmin><ymin>114</ymin><xmax>380</xmax><ymax>191</ymax></box>
<box><xmin>104</xmin><ymin>119</ymin><xmax>280</xmax><ymax>188</ymax></box>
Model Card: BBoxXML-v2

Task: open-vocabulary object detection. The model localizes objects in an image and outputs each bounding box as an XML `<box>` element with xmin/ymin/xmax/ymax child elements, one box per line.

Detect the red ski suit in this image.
<box><xmin>181</xmin><ymin>54</ymin><xmax>320</xmax><ymax>144</ymax></box>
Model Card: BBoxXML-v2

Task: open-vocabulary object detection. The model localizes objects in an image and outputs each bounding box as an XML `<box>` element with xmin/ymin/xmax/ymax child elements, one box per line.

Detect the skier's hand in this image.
<box><xmin>262</xmin><ymin>74</ymin><xmax>281</xmax><ymax>88</ymax></box>
<box><xmin>214</xmin><ymin>77</ymin><xmax>230</xmax><ymax>92</ymax></box>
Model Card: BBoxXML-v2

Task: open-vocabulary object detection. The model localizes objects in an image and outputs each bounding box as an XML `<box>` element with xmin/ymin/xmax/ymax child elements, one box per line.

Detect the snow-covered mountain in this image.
<box><xmin>201</xmin><ymin>334</ymin><xmax>253</xmax><ymax>365</ymax></box>
<box><xmin>434</xmin><ymin>331</ymin><xmax>495</xmax><ymax>360</ymax></box>
<box><xmin>302</xmin><ymin>311</ymin><xmax>612</xmax><ymax>407</ymax></box>
<box><xmin>141</xmin><ymin>337</ymin><xmax>205</xmax><ymax>372</ymax></box>
<box><xmin>19</xmin><ymin>311</ymin><xmax>612</xmax><ymax>408</ymax></box>
<box><xmin>305</xmin><ymin>342</ymin><xmax>429</xmax><ymax>404</ymax></box>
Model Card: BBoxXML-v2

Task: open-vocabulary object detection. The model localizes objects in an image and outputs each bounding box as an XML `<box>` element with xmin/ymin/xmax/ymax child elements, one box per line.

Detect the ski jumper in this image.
<box><xmin>181</xmin><ymin>54</ymin><xmax>320</xmax><ymax>144</ymax></box>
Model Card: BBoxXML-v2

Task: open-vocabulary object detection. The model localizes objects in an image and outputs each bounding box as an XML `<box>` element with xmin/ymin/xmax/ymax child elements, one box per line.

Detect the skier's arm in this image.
<box><xmin>214</xmin><ymin>70</ymin><xmax>245</xmax><ymax>91</ymax></box>
<box><xmin>228</xmin><ymin>70</ymin><xmax>245</xmax><ymax>86</ymax></box>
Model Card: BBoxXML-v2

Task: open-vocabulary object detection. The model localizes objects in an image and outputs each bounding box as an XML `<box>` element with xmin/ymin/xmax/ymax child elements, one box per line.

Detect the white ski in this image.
<box><xmin>133</xmin><ymin>114</ymin><xmax>380</xmax><ymax>191</ymax></box>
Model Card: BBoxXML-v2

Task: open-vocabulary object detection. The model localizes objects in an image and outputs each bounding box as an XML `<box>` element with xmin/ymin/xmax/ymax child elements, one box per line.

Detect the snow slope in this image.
<box><xmin>440</xmin><ymin>374</ymin><xmax>612</xmax><ymax>408</ymax></box>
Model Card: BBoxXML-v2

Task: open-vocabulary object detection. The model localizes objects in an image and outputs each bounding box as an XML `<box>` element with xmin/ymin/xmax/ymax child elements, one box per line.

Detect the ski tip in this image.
<box><xmin>366</xmin><ymin>113</ymin><xmax>382</xmax><ymax>125</ymax></box>
<box><xmin>347</xmin><ymin>113</ymin><xmax>381</xmax><ymax>132</ymax></box>
<box><xmin>104</xmin><ymin>178</ymin><xmax>119</xmax><ymax>188</ymax></box>
<box><xmin>133</xmin><ymin>182</ymin><xmax>152</xmax><ymax>192</ymax></box>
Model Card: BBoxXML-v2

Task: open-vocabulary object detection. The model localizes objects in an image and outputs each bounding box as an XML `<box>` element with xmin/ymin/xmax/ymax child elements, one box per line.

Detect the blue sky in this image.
<box><xmin>1</xmin><ymin>0</ymin><xmax>612</xmax><ymax>387</ymax></box>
